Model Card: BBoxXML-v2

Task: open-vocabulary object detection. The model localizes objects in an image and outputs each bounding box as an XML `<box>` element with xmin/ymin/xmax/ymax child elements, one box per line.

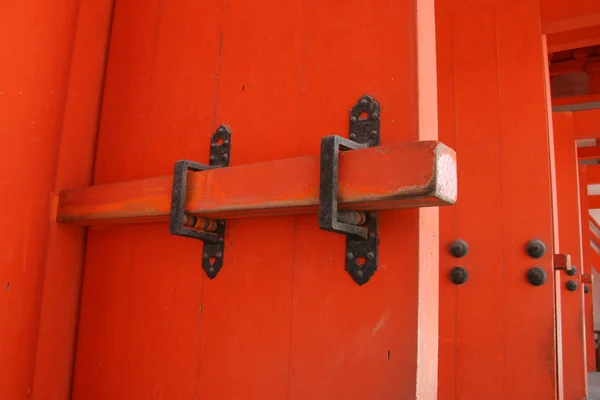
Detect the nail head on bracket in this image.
<box><xmin>527</xmin><ymin>267</ymin><xmax>547</xmax><ymax>286</ymax></box>
<box><xmin>450</xmin><ymin>266</ymin><xmax>468</xmax><ymax>285</ymax></box>
<box><xmin>449</xmin><ymin>239</ymin><xmax>469</xmax><ymax>258</ymax></box>
<box><xmin>526</xmin><ymin>239</ymin><xmax>546</xmax><ymax>259</ymax></box>
<box><xmin>566</xmin><ymin>265</ymin><xmax>577</xmax><ymax>276</ymax></box>
<box><xmin>346</xmin><ymin>252</ymin><xmax>354</xmax><ymax>260</ymax></box>
<box><xmin>566</xmin><ymin>280</ymin><xmax>578</xmax><ymax>291</ymax></box>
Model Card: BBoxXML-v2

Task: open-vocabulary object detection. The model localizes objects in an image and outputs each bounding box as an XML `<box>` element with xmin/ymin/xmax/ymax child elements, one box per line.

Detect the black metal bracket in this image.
<box><xmin>319</xmin><ymin>94</ymin><xmax>380</xmax><ymax>285</ymax></box>
<box><xmin>169</xmin><ymin>124</ymin><xmax>231</xmax><ymax>279</ymax></box>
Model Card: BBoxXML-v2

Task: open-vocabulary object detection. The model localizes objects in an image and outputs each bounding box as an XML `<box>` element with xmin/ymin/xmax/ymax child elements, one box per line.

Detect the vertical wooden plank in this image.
<box><xmin>286</xmin><ymin>1</ymin><xmax>439</xmax><ymax>399</ymax></box>
<box><xmin>32</xmin><ymin>0</ymin><xmax>114</xmax><ymax>397</ymax></box>
<box><xmin>0</xmin><ymin>0</ymin><xmax>80</xmax><ymax>397</ymax></box>
<box><xmin>496</xmin><ymin>3</ymin><xmax>558</xmax><ymax>398</ymax></box>
<box><xmin>437</xmin><ymin>7</ymin><xmax>505</xmax><ymax>399</ymax></box>
<box><xmin>579</xmin><ymin>165</ymin><xmax>597</xmax><ymax>371</ymax></box>
<box><xmin>193</xmin><ymin>1</ymin><xmax>302</xmax><ymax>398</ymax></box>
<box><xmin>553</xmin><ymin>112</ymin><xmax>587</xmax><ymax>399</ymax></box>
<box><xmin>437</xmin><ymin>0</ymin><xmax>559</xmax><ymax>398</ymax></box>
<box><xmin>436</xmin><ymin>12</ymin><xmax>458</xmax><ymax>399</ymax></box>
<box><xmin>72</xmin><ymin>0</ymin><xmax>223</xmax><ymax>397</ymax></box>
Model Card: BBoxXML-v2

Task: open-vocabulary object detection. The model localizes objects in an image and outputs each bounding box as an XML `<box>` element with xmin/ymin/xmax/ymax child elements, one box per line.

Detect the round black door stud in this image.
<box><xmin>526</xmin><ymin>239</ymin><xmax>546</xmax><ymax>259</ymax></box>
<box><xmin>566</xmin><ymin>265</ymin><xmax>577</xmax><ymax>276</ymax></box>
<box><xmin>585</xmin><ymin>285</ymin><xmax>590</xmax><ymax>294</ymax></box>
<box><xmin>566</xmin><ymin>280</ymin><xmax>578</xmax><ymax>291</ymax></box>
<box><xmin>450</xmin><ymin>267</ymin><xmax>468</xmax><ymax>285</ymax></box>
<box><xmin>527</xmin><ymin>267</ymin><xmax>547</xmax><ymax>286</ymax></box>
<box><xmin>449</xmin><ymin>240</ymin><xmax>469</xmax><ymax>258</ymax></box>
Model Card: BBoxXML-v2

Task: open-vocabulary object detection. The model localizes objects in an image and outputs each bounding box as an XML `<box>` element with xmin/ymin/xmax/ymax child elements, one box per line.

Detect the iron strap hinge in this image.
<box><xmin>169</xmin><ymin>124</ymin><xmax>231</xmax><ymax>279</ymax></box>
<box><xmin>318</xmin><ymin>94</ymin><xmax>381</xmax><ymax>285</ymax></box>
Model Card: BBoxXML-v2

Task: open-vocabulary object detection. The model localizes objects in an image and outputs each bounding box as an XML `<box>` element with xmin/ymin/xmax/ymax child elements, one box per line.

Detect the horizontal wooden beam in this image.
<box><xmin>56</xmin><ymin>141</ymin><xmax>457</xmax><ymax>225</ymax></box>
<box><xmin>588</xmin><ymin>195</ymin><xmax>600</xmax><ymax>209</ymax></box>
<box><xmin>573</xmin><ymin>109</ymin><xmax>600</xmax><ymax>140</ymax></box>
<box><xmin>553</xmin><ymin>93</ymin><xmax>600</xmax><ymax>108</ymax></box>
<box><xmin>578</xmin><ymin>145</ymin><xmax>600</xmax><ymax>160</ymax></box>
<box><xmin>541</xmin><ymin>0</ymin><xmax>600</xmax><ymax>34</ymax></box>
<box><xmin>587</xmin><ymin>165</ymin><xmax>600</xmax><ymax>184</ymax></box>
<box><xmin>547</xmin><ymin>25</ymin><xmax>600</xmax><ymax>52</ymax></box>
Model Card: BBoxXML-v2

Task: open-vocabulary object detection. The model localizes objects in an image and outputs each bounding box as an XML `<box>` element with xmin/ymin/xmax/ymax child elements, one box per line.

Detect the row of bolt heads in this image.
<box><xmin>448</xmin><ymin>239</ymin><xmax>590</xmax><ymax>293</ymax></box>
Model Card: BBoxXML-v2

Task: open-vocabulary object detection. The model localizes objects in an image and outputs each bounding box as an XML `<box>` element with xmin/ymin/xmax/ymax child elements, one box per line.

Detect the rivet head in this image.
<box><xmin>449</xmin><ymin>239</ymin><xmax>468</xmax><ymax>258</ymax></box>
<box><xmin>585</xmin><ymin>285</ymin><xmax>590</xmax><ymax>294</ymax></box>
<box><xmin>224</xmin><ymin>139</ymin><xmax>230</xmax><ymax>145</ymax></box>
<box><xmin>368</xmin><ymin>232</ymin><xmax>376</xmax><ymax>240</ymax></box>
<box><xmin>216</xmin><ymin>252</ymin><xmax>223</xmax><ymax>259</ymax></box>
<box><xmin>218</xmin><ymin>127</ymin><xmax>225</xmax><ymax>133</ymax></box>
<box><xmin>208</xmin><ymin>267</ymin><xmax>215</xmax><ymax>275</ymax></box>
<box><xmin>450</xmin><ymin>266</ymin><xmax>468</xmax><ymax>285</ymax></box>
<box><xmin>367</xmin><ymin>252</ymin><xmax>375</xmax><ymax>261</ymax></box>
<box><xmin>355</xmin><ymin>269</ymin><xmax>364</xmax><ymax>279</ymax></box>
<box><xmin>218</xmin><ymin>237</ymin><xmax>224</xmax><ymax>243</ymax></box>
<box><xmin>346</xmin><ymin>252</ymin><xmax>354</xmax><ymax>260</ymax></box>
<box><xmin>350</xmin><ymin>116</ymin><xmax>357</xmax><ymax>123</ymax></box>
<box><xmin>371</xmin><ymin>112</ymin><xmax>379</xmax><ymax>120</ymax></box>
<box><xmin>223</xmin><ymin>154</ymin><xmax>229</xmax><ymax>160</ymax></box>
<box><xmin>527</xmin><ymin>267</ymin><xmax>547</xmax><ymax>286</ymax></box>
<box><xmin>211</xmin><ymin>142</ymin><xmax>217</xmax><ymax>148</ymax></box>
<box><xmin>566</xmin><ymin>280</ymin><xmax>578</xmax><ymax>291</ymax></box>
<box><xmin>370</xmin><ymin>130</ymin><xmax>378</xmax><ymax>137</ymax></box>
<box><xmin>349</xmin><ymin>133</ymin><xmax>356</xmax><ymax>140</ymax></box>
<box><xmin>566</xmin><ymin>265</ymin><xmax>577</xmax><ymax>276</ymax></box>
<box><xmin>203</xmin><ymin>254</ymin><xmax>209</xmax><ymax>260</ymax></box>
<box><xmin>209</xmin><ymin>156</ymin><xmax>216</xmax><ymax>161</ymax></box>
<box><xmin>360</xmin><ymin>98</ymin><xmax>368</xmax><ymax>105</ymax></box>
<box><xmin>526</xmin><ymin>239</ymin><xmax>546</xmax><ymax>259</ymax></box>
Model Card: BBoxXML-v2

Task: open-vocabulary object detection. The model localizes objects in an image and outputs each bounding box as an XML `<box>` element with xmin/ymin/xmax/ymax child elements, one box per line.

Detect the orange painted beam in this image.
<box><xmin>547</xmin><ymin>25</ymin><xmax>600</xmax><ymax>53</ymax></box>
<box><xmin>541</xmin><ymin>0</ymin><xmax>600</xmax><ymax>34</ymax></box>
<box><xmin>577</xmin><ymin>145</ymin><xmax>600</xmax><ymax>161</ymax></box>
<box><xmin>553</xmin><ymin>93</ymin><xmax>600</xmax><ymax>108</ymax></box>
<box><xmin>589</xmin><ymin>195</ymin><xmax>600</xmax><ymax>209</ymax></box>
<box><xmin>57</xmin><ymin>141</ymin><xmax>457</xmax><ymax>225</ymax></box>
<box><xmin>553</xmin><ymin>112</ymin><xmax>587</xmax><ymax>399</ymax></box>
<box><xmin>572</xmin><ymin>109</ymin><xmax>600</xmax><ymax>140</ymax></box>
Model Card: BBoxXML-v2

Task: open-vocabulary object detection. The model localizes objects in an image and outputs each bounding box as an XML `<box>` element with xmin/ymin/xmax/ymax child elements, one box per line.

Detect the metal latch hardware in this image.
<box><xmin>319</xmin><ymin>95</ymin><xmax>380</xmax><ymax>285</ymax></box>
<box><xmin>169</xmin><ymin>125</ymin><xmax>231</xmax><ymax>279</ymax></box>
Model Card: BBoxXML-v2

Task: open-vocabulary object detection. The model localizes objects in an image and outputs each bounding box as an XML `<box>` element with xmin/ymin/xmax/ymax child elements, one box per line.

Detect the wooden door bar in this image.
<box><xmin>56</xmin><ymin>140</ymin><xmax>457</xmax><ymax>225</ymax></box>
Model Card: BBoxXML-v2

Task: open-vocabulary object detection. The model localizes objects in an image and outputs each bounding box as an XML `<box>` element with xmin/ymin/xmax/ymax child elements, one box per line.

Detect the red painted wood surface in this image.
<box><xmin>57</xmin><ymin>141</ymin><xmax>457</xmax><ymax>224</ymax></box>
<box><xmin>578</xmin><ymin>165</ymin><xmax>597</xmax><ymax>371</ymax></box>
<box><xmin>553</xmin><ymin>112</ymin><xmax>587</xmax><ymax>399</ymax></box>
<box><xmin>540</xmin><ymin>0</ymin><xmax>600</xmax><ymax>33</ymax></box>
<box><xmin>0</xmin><ymin>1</ymin><xmax>82</xmax><ymax>397</ymax></box>
<box><xmin>437</xmin><ymin>1</ymin><xmax>560</xmax><ymax>398</ymax></box>
<box><xmin>30</xmin><ymin>1</ymin><xmax>114</xmax><ymax>397</ymax></box>
<box><xmin>71</xmin><ymin>0</ymin><xmax>440</xmax><ymax>398</ymax></box>
<box><xmin>572</xmin><ymin>109</ymin><xmax>600</xmax><ymax>140</ymax></box>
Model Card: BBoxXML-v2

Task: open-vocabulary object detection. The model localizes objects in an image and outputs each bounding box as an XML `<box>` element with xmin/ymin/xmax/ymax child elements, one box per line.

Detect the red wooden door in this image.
<box><xmin>70</xmin><ymin>0</ymin><xmax>442</xmax><ymax>399</ymax></box>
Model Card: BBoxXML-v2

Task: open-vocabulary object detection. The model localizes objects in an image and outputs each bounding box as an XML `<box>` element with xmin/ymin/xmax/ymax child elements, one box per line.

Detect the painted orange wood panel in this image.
<box><xmin>71</xmin><ymin>0</ymin><xmax>223</xmax><ymax>397</ymax></box>
<box><xmin>437</xmin><ymin>8</ymin><xmax>504</xmax><ymax>399</ymax></box>
<box><xmin>0</xmin><ymin>1</ymin><xmax>81</xmax><ymax>397</ymax></box>
<box><xmin>553</xmin><ymin>112</ymin><xmax>587</xmax><ymax>399</ymax></box>
<box><xmin>73</xmin><ymin>0</ymin><xmax>440</xmax><ymax>398</ymax></box>
<box><xmin>282</xmin><ymin>0</ymin><xmax>439</xmax><ymax>397</ymax></box>
<box><xmin>578</xmin><ymin>165</ymin><xmax>597</xmax><ymax>371</ymax></box>
<box><xmin>437</xmin><ymin>1</ymin><xmax>559</xmax><ymax>398</ymax></box>
<box><xmin>30</xmin><ymin>1</ymin><xmax>113</xmax><ymax>398</ymax></box>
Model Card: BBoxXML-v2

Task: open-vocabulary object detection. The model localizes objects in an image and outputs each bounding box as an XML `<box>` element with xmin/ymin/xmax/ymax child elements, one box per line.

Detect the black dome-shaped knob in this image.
<box><xmin>527</xmin><ymin>267</ymin><xmax>547</xmax><ymax>286</ymax></box>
